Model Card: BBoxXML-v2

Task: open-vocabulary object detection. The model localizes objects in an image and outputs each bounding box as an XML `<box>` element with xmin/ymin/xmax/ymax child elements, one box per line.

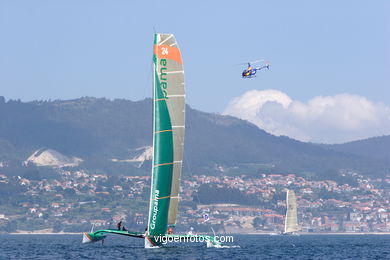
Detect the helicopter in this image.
<box><xmin>241</xmin><ymin>59</ymin><xmax>270</xmax><ymax>79</ymax></box>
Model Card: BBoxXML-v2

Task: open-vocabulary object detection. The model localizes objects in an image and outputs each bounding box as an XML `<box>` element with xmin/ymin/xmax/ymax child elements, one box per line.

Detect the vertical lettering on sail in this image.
<box><xmin>147</xmin><ymin>33</ymin><xmax>184</xmax><ymax>236</ymax></box>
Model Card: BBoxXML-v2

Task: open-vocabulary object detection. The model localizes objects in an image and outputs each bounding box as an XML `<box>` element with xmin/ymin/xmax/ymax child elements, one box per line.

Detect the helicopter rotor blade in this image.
<box><xmin>233</xmin><ymin>62</ymin><xmax>250</xmax><ymax>66</ymax></box>
<box><xmin>234</xmin><ymin>59</ymin><xmax>266</xmax><ymax>67</ymax></box>
<box><xmin>249</xmin><ymin>59</ymin><xmax>265</xmax><ymax>64</ymax></box>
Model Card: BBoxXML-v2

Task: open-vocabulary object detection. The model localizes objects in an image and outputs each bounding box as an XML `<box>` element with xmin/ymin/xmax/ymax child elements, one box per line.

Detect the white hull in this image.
<box><xmin>144</xmin><ymin>237</ymin><xmax>160</xmax><ymax>248</ymax></box>
<box><xmin>82</xmin><ymin>232</ymin><xmax>93</xmax><ymax>243</ymax></box>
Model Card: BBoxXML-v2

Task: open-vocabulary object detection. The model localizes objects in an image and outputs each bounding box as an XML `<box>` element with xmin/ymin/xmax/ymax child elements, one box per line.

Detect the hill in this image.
<box><xmin>325</xmin><ymin>136</ymin><xmax>390</xmax><ymax>162</ymax></box>
<box><xmin>0</xmin><ymin>96</ymin><xmax>389</xmax><ymax>181</ymax></box>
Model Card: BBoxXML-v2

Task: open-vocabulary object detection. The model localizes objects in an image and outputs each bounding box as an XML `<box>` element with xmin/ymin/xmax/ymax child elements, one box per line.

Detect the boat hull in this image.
<box><xmin>82</xmin><ymin>232</ymin><xmax>106</xmax><ymax>243</ymax></box>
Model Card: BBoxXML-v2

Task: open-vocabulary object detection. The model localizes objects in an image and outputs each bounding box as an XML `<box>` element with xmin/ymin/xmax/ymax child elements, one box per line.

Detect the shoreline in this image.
<box><xmin>9</xmin><ymin>232</ymin><xmax>81</xmax><ymax>235</ymax></box>
<box><xmin>4</xmin><ymin>231</ymin><xmax>390</xmax><ymax>235</ymax></box>
<box><xmin>248</xmin><ymin>232</ymin><xmax>390</xmax><ymax>235</ymax></box>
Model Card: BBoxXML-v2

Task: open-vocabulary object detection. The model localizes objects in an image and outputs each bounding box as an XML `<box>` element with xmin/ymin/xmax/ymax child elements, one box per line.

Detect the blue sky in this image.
<box><xmin>1</xmin><ymin>1</ymin><xmax>389</xmax><ymax>142</ymax></box>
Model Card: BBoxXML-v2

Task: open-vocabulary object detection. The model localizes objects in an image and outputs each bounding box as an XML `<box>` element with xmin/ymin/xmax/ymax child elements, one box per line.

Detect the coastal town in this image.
<box><xmin>1</xmin><ymin>169</ymin><xmax>390</xmax><ymax>234</ymax></box>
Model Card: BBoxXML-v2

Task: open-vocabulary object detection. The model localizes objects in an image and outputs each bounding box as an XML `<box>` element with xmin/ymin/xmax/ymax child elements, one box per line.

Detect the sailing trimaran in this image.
<box><xmin>82</xmin><ymin>33</ymin><xmax>221</xmax><ymax>248</ymax></box>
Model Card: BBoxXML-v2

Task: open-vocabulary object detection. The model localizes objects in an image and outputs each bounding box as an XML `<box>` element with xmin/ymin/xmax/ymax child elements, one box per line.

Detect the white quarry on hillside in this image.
<box><xmin>25</xmin><ymin>148</ymin><xmax>83</xmax><ymax>168</ymax></box>
<box><xmin>111</xmin><ymin>146</ymin><xmax>152</xmax><ymax>168</ymax></box>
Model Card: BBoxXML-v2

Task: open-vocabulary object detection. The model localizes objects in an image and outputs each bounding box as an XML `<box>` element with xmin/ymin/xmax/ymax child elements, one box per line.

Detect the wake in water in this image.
<box><xmin>211</xmin><ymin>245</ymin><xmax>241</xmax><ymax>249</ymax></box>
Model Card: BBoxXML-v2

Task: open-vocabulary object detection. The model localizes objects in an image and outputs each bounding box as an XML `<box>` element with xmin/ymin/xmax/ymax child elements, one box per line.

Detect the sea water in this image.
<box><xmin>1</xmin><ymin>234</ymin><xmax>389</xmax><ymax>259</ymax></box>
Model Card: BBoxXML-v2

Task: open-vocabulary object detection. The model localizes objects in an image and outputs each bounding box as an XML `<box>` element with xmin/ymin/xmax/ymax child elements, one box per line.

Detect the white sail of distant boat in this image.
<box><xmin>284</xmin><ymin>189</ymin><xmax>299</xmax><ymax>234</ymax></box>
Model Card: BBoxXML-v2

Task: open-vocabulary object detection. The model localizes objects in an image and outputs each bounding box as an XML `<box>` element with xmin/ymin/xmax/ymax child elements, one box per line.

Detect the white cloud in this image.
<box><xmin>223</xmin><ymin>89</ymin><xmax>390</xmax><ymax>144</ymax></box>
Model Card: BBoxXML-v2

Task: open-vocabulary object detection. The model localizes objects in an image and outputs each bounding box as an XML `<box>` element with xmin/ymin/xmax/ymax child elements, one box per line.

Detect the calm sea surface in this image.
<box><xmin>1</xmin><ymin>234</ymin><xmax>389</xmax><ymax>259</ymax></box>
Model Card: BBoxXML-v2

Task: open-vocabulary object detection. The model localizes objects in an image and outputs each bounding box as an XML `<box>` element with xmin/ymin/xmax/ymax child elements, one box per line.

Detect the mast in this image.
<box><xmin>284</xmin><ymin>189</ymin><xmax>299</xmax><ymax>233</ymax></box>
<box><xmin>147</xmin><ymin>34</ymin><xmax>185</xmax><ymax>236</ymax></box>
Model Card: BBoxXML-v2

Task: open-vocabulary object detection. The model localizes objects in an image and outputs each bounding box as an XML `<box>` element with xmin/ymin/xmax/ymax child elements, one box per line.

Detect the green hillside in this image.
<box><xmin>0</xmin><ymin>97</ymin><xmax>389</xmax><ymax>181</ymax></box>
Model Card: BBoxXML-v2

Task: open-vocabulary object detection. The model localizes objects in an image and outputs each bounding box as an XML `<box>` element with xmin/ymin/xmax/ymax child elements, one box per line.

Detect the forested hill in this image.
<box><xmin>0</xmin><ymin>96</ymin><xmax>389</xmax><ymax>181</ymax></box>
<box><xmin>324</xmin><ymin>136</ymin><xmax>390</xmax><ymax>162</ymax></box>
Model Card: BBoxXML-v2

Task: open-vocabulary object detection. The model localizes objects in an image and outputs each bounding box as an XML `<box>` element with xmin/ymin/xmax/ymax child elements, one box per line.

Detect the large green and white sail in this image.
<box><xmin>284</xmin><ymin>189</ymin><xmax>299</xmax><ymax>233</ymax></box>
<box><xmin>147</xmin><ymin>33</ymin><xmax>185</xmax><ymax>236</ymax></box>
<box><xmin>83</xmin><ymin>34</ymin><xmax>221</xmax><ymax>248</ymax></box>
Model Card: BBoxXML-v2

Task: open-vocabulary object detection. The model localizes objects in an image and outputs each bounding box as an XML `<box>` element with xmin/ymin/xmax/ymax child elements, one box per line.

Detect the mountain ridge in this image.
<box><xmin>0</xmin><ymin>96</ymin><xmax>389</xmax><ymax>181</ymax></box>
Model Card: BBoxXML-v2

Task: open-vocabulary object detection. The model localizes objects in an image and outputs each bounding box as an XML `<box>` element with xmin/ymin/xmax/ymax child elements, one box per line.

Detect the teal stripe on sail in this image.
<box><xmin>153</xmin><ymin>34</ymin><xmax>185</xmax><ymax>227</ymax></box>
<box><xmin>147</xmin><ymin>34</ymin><xmax>174</xmax><ymax>236</ymax></box>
